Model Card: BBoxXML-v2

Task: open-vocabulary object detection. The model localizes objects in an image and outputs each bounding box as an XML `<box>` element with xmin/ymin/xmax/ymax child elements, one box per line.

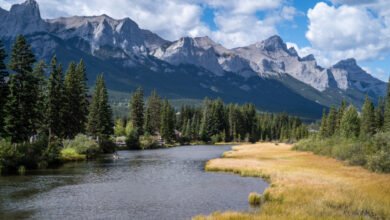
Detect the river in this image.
<box><xmin>0</xmin><ymin>145</ymin><xmax>267</xmax><ymax>220</ymax></box>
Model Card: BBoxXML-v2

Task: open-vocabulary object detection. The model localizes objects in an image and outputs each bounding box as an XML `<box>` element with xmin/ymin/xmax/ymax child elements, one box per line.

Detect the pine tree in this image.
<box><xmin>0</xmin><ymin>40</ymin><xmax>7</xmax><ymax>137</ymax></box>
<box><xmin>319</xmin><ymin>109</ymin><xmax>328</xmax><ymax>138</ymax></box>
<box><xmin>75</xmin><ymin>60</ymin><xmax>89</xmax><ymax>132</ymax></box>
<box><xmin>384</xmin><ymin>77</ymin><xmax>390</xmax><ymax>132</ymax></box>
<box><xmin>46</xmin><ymin>57</ymin><xmax>65</xmax><ymax>139</ymax></box>
<box><xmin>327</xmin><ymin>106</ymin><xmax>337</xmax><ymax>137</ymax></box>
<box><xmin>360</xmin><ymin>96</ymin><xmax>376</xmax><ymax>136</ymax></box>
<box><xmin>144</xmin><ymin>90</ymin><xmax>161</xmax><ymax>135</ymax></box>
<box><xmin>336</xmin><ymin>100</ymin><xmax>347</xmax><ymax>132</ymax></box>
<box><xmin>160</xmin><ymin>100</ymin><xmax>175</xmax><ymax>143</ymax></box>
<box><xmin>375</xmin><ymin>97</ymin><xmax>385</xmax><ymax>131</ymax></box>
<box><xmin>63</xmin><ymin>61</ymin><xmax>89</xmax><ymax>138</ymax></box>
<box><xmin>129</xmin><ymin>87</ymin><xmax>144</xmax><ymax>136</ymax></box>
<box><xmin>114</xmin><ymin>118</ymin><xmax>126</xmax><ymax>136</ymax></box>
<box><xmin>32</xmin><ymin>61</ymin><xmax>47</xmax><ymax>134</ymax></box>
<box><xmin>87</xmin><ymin>74</ymin><xmax>113</xmax><ymax>139</ymax></box>
<box><xmin>340</xmin><ymin>106</ymin><xmax>360</xmax><ymax>138</ymax></box>
<box><xmin>5</xmin><ymin>35</ymin><xmax>37</xmax><ymax>142</ymax></box>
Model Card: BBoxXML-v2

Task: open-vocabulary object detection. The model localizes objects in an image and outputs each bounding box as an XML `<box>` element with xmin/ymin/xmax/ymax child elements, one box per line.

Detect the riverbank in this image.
<box><xmin>194</xmin><ymin>142</ymin><xmax>390</xmax><ymax>219</ymax></box>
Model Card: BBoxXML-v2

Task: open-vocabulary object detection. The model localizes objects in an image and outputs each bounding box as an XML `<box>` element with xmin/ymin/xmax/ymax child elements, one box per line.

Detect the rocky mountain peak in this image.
<box><xmin>0</xmin><ymin>0</ymin><xmax>46</xmax><ymax>37</ymax></box>
<box><xmin>10</xmin><ymin>0</ymin><xmax>41</xmax><ymax>19</ymax></box>
<box><xmin>333</xmin><ymin>58</ymin><xmax>358</xmax><ymax>69</ymax></box>
<box><xmin>260</xmin><ymin>35</ymin><xmax>287</xmax><ymax>52</ymax></box>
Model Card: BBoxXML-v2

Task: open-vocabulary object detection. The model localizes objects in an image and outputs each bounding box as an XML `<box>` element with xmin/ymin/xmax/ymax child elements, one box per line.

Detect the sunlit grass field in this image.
<box><xmin>194</xmin><ymin>143</ymin><xmax>390</xmax><ymax>220</ymax></box>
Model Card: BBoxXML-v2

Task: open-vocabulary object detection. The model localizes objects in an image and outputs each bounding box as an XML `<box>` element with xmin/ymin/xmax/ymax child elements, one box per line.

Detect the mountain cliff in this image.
<box><xmin>0</xmin><ymin>0</ymin><xmax>387</xmax><ymax>118</ymax></box>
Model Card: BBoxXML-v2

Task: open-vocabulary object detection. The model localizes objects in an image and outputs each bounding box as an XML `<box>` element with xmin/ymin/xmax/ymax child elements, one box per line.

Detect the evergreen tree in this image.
<box><xmin>144</xmin><ymin>90</ymin><xmax>161</xmax><ymax>135</ymax></box>
<box><xmin>114</xmin><ymin>118</ymin><xmax>126</xmax><ymax>136</ymax></box>
<box><xmin>0</xmin><ymin>40</ymin><xmax>7</xmax><ymax>137</ymax></box>
<box><xmin>340</xmin><ymin>106</ymin><xmax>360</xmax><ymax>138</ymax></box>
<box><xmin>327</xmin><ymin>106</ymin><xmax>337</xmax><ymax>137</ymax></box>
<box><xmin>319</xmin><ymin>109</ymin><xmax>328</xmax><ymax>138</ymax></box>
<box><xmin>5</xmin><ymin>35</ymin><xmax>37</xmax><ymax>142</ymax></box>
<box><xmin>63</xmin><ymin>61</ymin><xmax>89</xmax><ymax>138</ymax></box>
<box><xmin>360</xmin><ymin>96</ymin><xmax>376</xmax><ymax>136</ymax></box>
<box><xmin>87</xmin><ymin>74</ymin><xmax>113</xmax><ymax>140</ymax></box>
<box><xmin>375</xmin><ymin>97</ymin><xmax>385</xmax><ymax>131</ymax></box>
<box><xmin>384</xmin><ymin>77</ymin><xmax>390</xmax><ymax>132</ymax></box>
<box><xmin>336</xmin><ymin>100</ymin><xmax>347</xmax><ymax>131</ymax></box>
<box><xmin>160</xmin><ymin>100</ymin><xmax>175</xmax><ymax>143</ymax></box>
<box><xmin>46</xmin><ymin>57</ymin><xmax>65</xmax><ymax>139</ymax></box>
<box><xmin>129</xmin><ymin>87</ymin><xmax>144</xmax><ymax>136</ymax></box>
<box><xmin>32</xmin><ymin>61</ymin><xmax>47</xmax><ymax>134</ymax></box>
<box><xmin>75</xmin><ymin>60</ymin><xmax>89</xmax><ymax>132</ymax></box>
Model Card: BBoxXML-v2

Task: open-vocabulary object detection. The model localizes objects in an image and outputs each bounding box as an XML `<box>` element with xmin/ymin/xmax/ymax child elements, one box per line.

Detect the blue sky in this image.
<box><xmin>1</xmin><ymin>0</ymin><xmax>389</xmax><ymax>81</ymax></box>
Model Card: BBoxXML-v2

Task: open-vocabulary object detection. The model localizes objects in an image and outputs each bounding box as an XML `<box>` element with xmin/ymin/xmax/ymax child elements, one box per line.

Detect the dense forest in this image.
<box><xmin>0</xmin><ymin>36</ymin><xmax>114</xmax><ymax>174</ymax></box>
<box><xmin>295</xmin><ymin>84</ymin><xmax>390</xmax><ymax>173</ymax></box>
<box><xmin>0</xmin><ymin>35</ymin><xmax>308</xmax><ymax>175</ymax></box>
<box><xmin>117</xmin><ymin>88</ymin><xmax>308</xmax><ymax>150</ymax></box>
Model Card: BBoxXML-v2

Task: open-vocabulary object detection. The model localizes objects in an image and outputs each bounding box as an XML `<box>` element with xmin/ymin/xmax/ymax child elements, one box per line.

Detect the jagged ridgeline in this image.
<box><xmin>0</xmin><ymin>0</ymin><xmax>387</xmax><ymax>119</ymax></box>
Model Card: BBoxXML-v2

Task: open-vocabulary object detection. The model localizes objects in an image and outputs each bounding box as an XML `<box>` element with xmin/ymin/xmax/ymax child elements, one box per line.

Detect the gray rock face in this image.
<box><xmin>48</xmin><ymin>15</ymin><xmax>168</xmax><ymax>58</ymax></box>
<box><xmin>152</xmin><ymin>37</ymin><xmax>225</xmax><ymax>76</ymax></box>
<box><xmin>0</xmin><ymin>0</ymin><xmax>387</xmax><ymax>107</ymax></box>
<box><xmin>233</xmin><ymin>35</ymin><xmax>330</xmax><ymax>91</ymax></box>
<box><xmin>0</xmin><ymin>0</ymin><xmax>47</xmax><ymax>37</ymax></box>
<box><xmin>330</xmin><ymin>58</ymin><xmax>387</xmax><ymax>96</ymax></box>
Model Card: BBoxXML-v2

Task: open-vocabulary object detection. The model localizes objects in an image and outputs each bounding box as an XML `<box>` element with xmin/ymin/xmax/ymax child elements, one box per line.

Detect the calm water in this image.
<box><xmin>0</xmin><ymin>145</ymin><xmax>267</xmax><ymax>220</ymax></box>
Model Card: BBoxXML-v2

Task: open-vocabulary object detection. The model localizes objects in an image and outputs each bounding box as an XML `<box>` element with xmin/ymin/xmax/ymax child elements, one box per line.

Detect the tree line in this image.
<box><xmin>114</xmin><ymin>88</ymin><xmax>309</xmax><ymax>150</ymax></box>
<box><xmin>295</xmin><ymin>80</ymin><xmax>390</xmax><ymax>173</ymax></box>
<box><xmin>0</xmin><ymin>36</ymin><xmax>113</xmax><ymax>173</ymax></box>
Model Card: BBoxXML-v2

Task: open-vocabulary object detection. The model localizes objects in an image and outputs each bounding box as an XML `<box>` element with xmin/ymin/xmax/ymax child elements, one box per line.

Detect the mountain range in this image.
<box><xmin>0</xmin><ymin>0</ymin><xmax>387</xmax><ymax>119</ymax></box>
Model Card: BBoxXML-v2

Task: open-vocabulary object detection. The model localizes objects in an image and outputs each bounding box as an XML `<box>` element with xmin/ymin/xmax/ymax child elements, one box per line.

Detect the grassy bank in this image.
<box><xmin>194</xmin><ymin>143</ymin><xmax>390</xmax><ymax>219</ymax></box>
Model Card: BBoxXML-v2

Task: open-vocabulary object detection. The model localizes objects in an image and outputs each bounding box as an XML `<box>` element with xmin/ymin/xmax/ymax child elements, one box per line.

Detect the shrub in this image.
<box><xmin>63</xmin><ymin>134</ymin><xmax>99</xmax><ymax>156</ymax></box>
<box><xmin>367</xmin><ymin>150</ymin><xmax>390</xmax><ymax>173</ymax></box>
<box><xmin>43</xmin><ymin>138</ymin><xmax>62</xmax><ymax>166</ymax></box>
<box><xmin>139</xmin><ymin>134</ymin><xmax>159</xmax><ymax>150</ymax></box>
<box><xmin>126</xmin><ymin>129</ymin><xmax>140</xmax><ymax>150</ymax></box>
<box><xmin>248</xmin><ymin>192</ymin><xmax>262</xmax><ymax>206</ymax></box>
<box><xmin>60</xmin><ymin>148</ymin><xmax>86</xmax><ymax>161</ymax></box>
<box><xmin>0</xmin><ymin>139</ymin><xmax>22</xmax><ymax>173</ymax></box>
<box><xmin>99</xmin><ymin>139</ymin><xmax>116</xmax><ymax>153</ymax></box>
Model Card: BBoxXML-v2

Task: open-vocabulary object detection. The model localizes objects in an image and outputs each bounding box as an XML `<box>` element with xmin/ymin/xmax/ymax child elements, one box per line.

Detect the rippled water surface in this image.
<box><xmin>0</xmin><ymin>145</ymin><xmax>267</xmax><ymax>220</ymax></box>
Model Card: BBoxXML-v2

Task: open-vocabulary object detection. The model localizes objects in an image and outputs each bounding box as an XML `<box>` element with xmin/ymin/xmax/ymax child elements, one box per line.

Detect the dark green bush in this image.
<box><xmin>126</xmin><ymin>129</ymin><xmax>140</xmax><ymax>150</ymax></box>
<box><xmin>295</xmin><ymin>132</ymin><xmax>390</xmax><ymax>173</ymax></box>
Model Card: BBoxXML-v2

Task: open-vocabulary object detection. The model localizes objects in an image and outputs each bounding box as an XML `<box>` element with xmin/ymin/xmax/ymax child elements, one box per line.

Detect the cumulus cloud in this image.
<box><xmin>0</xmin><ymin>0</ymin><xmax>297</xmax><ymax>48</ymax></box>
<box><xmin>305</xmin><ymin>1</ymin><xmax>390</xmax><ymax>66</ymax></box>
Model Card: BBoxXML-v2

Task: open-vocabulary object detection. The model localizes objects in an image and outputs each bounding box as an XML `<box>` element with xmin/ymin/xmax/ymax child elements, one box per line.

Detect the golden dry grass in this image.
<box><xmin>193</xmin><ymin>142</ymin><xmax>390</xmax><ymax>220</ymax></box>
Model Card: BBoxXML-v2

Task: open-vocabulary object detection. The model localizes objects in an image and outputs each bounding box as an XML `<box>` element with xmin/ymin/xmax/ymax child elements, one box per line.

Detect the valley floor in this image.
<box><xmin>194</xmin><ymin>142</ymin><xmax>390</xmax><ymax>220</ymax></box>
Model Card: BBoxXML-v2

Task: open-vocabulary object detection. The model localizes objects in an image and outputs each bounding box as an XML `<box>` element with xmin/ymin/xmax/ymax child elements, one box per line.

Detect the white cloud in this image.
<box><xmin>1</xmin><ymin>0</ymin><xmax>297</xmax><ymax>48</ymax></box>
<box><xmin>305</xmin><ymin>1</ymin><xmax>390</xmax><ymax>66</ymax></box>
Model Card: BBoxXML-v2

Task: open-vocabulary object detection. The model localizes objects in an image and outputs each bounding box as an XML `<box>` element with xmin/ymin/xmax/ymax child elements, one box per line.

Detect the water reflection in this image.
<box><xmin>0</xmin><ymin>145</ymin><xmax>267</xmax><ymax>220</ymax></box>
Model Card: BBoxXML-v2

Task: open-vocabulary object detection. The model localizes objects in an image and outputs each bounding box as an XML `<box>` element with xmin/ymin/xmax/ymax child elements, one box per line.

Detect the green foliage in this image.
<box><xmin>0</xmin><ymin>40</ymin><xmax>7</xmax><ymax>137</ymax></box>
<box><xmin>126</xmin><ymin>127</ymin><xmax>140</xmax><ymax>150</ymax></box>
<box><xmin>63</xmin><ymin>134</ymin><xmax>99</xmax><ymax>157</ymax></box>
<box><xmin>367</xmin><ymin>150</ymin><xmax>390</xmax><ymax>173</ymax></box>
<box><xmin>46</xmin><ymin>56</ymin><xmax>66</xmax><ymax>138</ymax></box>
<box><xmin>60</xmin><ymin>148</ymin><xmax>86</xmax><ymax>161</ymax></box>
<box><xmin>129</xmin><ymin>87</ymin><xmax>145</xmax><ymax>136</ymax></box>
<box><xmin>5</xmin><ymin>35</ymin><xmax>39</xmax><ymax>142</ymax></box>
<box><xmin>114</xmin><ymin>118</ymin><xmax>126</xmax><ymax>136</ymax></box>
<box><xmin>384</xmin><ymin>77</ymin><xmax>390</xmax><ymax>132</ymax></box>
<box><xmin>160</xmin><ymin>99</ymin><xmax>176</xmax><ymax>143</ymax></box>
<box><xmin>295</xmin><ymin>132</ymin><xmax>390</xmax><ymax>173</ymax></box>
<box><xmin>139</xmin><ymin>134</ymin><xmax>160</xmax><ymax>150</ymax></box>
<box><xmin>340</xmin><ymin>106</ymin><xmax>360</xmax><ymax>138</ymax></box>
<box><xmin>144</xmin><ymin>90</ymin><xmax>161</xmax><ymax>135</ymax></box>
<box><xmin>87</xmin><ymin>74</ymin><xmax>114</xmax><ymax>139</ymax></box>
<box><xmin>360</xmin><ymin>96</ymin><xmax>376</xmax><ymax>136</ymax></box>
<box><xmin>63</xmin><ymin>60</ymin><xmax>89</xmax><ymax>138</ymax></box>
